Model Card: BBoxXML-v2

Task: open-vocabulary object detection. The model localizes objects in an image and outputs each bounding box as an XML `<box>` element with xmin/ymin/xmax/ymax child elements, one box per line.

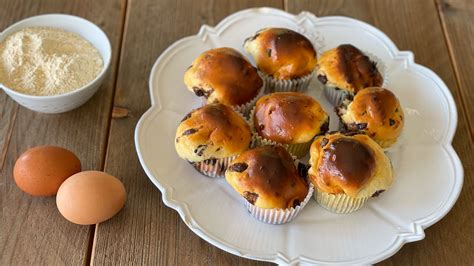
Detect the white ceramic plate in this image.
<box><xmin>135</xmin><ymin>8</ymin><xmax>463</xmax><ymax>265</ymax></box>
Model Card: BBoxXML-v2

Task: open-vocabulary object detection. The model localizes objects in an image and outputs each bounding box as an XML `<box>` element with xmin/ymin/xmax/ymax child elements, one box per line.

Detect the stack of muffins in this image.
<box><xmin>175</xmin><ymin>27</ymin><xmax>404</xmax><ymax>224</ymax></box>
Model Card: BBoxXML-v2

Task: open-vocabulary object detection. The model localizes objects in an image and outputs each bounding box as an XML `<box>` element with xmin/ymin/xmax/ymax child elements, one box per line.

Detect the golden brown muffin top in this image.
<box><xmin>338</xmin><ymin>87</ymin><xmax>404</xmax><ymax>148</ymax></box>
<box><xmin>225</xmin><ymin>145</ymin><xmax>309</xmax><ymax>209</ymax></box>
<box><xmin>175</xmin><ymin>103</ymin><xmax>252</xmax><ymax>162</ymax></box>
<box><xmin>316</xmin><ymin>44</ymin><xmax>383</xmax><ymax>93</ymax></box>
<box><xmin>253</xmin><ymin>92</ymin><xmax>329</xmax><ymax>144</ymax></box>
<box><xmin>244</xmin><ymin>28</ymin><xmax>317</xmax><ymax>80</ymax></box>
<box><xmin>184</xmin><ymin>47</ymin><xmax>263</xmax><ymax>106</ymax></box>
<box><xmin>308</xmin><ymin>132</ymin><xmax>393</xmax><ymax>198</ymax></box>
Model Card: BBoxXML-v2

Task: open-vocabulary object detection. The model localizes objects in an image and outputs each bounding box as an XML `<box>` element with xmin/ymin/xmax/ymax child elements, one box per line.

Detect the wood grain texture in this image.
<box><xmin>0</xmin><ymin>95</ymin><xmax>17</xmax><ymax>172</ymax></box>
<box><xmin>0</xmin><ymin>0</ymin><xmax>126</xmax><ymax>264</ymax></box>
<box><xmin>436</xmin><ymin>0</ymin><xmax>474</xmax><ymax>140</ymax></box>
<box><xmin>91</xmin><ymin>0</ymin><xmax>280</xmax><ymax>265</ymax></box>
<box><xmin>288</xmin><ymin>0</ymin><xmax>474</xmax><ymax>265</ymax></box>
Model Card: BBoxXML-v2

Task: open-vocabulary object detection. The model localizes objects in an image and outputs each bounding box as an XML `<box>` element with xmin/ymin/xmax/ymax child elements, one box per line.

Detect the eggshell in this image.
<box><xmin>56</xmin><ymin>171</ymin><xmax>126</xmax><ymax>225</ymax></box>
<box><xmin>13</xmin><ymin>146</ymin><xmax>81</xmax><ymax>196</ymax></box>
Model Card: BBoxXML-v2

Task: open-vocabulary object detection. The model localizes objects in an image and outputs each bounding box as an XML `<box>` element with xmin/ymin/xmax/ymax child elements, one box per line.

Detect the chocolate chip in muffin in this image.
<box><xmin>229</xmin><ymin>162</ymin><xmax>248</xmax><ymax>173</ymax></box>
<box><xmin>192</xmin><ymin>87</ymin><xmax>213</xmax><ymax>98</ymax></box>
<box><xmin>243</xmin><ymin>191</ymin><xmax>259</xmax><ymax>205</ymax></box>
<box><xmin>181</xmin><ymin>112</ymin><xmax>192</xmax><ymax>122</ymax></box>
<box><xmin>371</xmin><ymin>190</ymin><xmax>385</xmax><ymax>197</ymax></box>
<box><xmin>370</xmin><ymin>60</ymin><xmax>378</xmax><ymax>73</ymax></box>
<box><xmin>292</xmin><ymin>199</ymin><xmax>301</xmax><ymax>208</ymax></box>
<box><xmin>342</xmin><ymin>130</ymin><xmax>364</xmax><ymax>136</ymax></box>
<box><xmin>345</xmin><ymin>93</ymin><xmax>354</xmax><ymax>101</ymax></box>
<box><xmin>297</xmin><ymin>162</ymin><xmax>308</xmax><ymax>179</ymax></box>
<box><xmin>357</xmin><ymin>123</ymin><xmax>368</xmax><ymax>130</ymax></box>
<box><xmin>267</xmin><ymin>48</ymin><xmax>272</xmax><ymax>57</ymax></box>
<box><xmin>182</xmin><ymin>128</ymin><xmax>198</xmax><ymax>136</ymax></box>
<box><xmin>320</xmin><ymin>137</ymin><xmax>329</xmax><ymax>148</ymax></box>
<box><xmin>317</xmin><ymin>74</ymin><xmax>327</xmax><ymax>84</ymax></box>
<box><xmin>194</xmin><ymin>144</ymin><xmax>207</xmax><ymax>156</ymax></box>
<box><xmin>244</xmin><ymin>33</ymin><xmax>260</xmax><ymax>43</ymax></box>
<box><xmin>320</xmin><ymin>120</ymin><xmax>330</xmax><ymax>134</ymax></box>
<box><xmin>389</xmin><ymin>118</ymin><xmax>396</xmax><ymax>126</ymax></box>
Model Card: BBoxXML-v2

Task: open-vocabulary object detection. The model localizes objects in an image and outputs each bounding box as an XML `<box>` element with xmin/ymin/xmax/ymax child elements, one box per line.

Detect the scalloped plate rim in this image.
<box><xmin>135</xmin><ymin>7</ymin><xmax>464</xmax><ymax>265</ymax></box>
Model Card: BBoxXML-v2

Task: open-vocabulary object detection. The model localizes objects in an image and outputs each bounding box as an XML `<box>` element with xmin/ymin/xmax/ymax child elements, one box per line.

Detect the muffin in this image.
<box><xmin>226</xmin><ymin>145</ymin><xmax>313</xmax><ymax>224</ymax></box>
<box><xmin>316</xmin><ymin>44</ymin><xmax>383</xmax><ymax>106</ymax></box>
<box><xmin>175</xmin><ymin>103</ymin><xmax>252</xmax><ymax>178</ymax></box>
<box><xmin>308</xmin><ymin>132</ymin><xmax>393</xmax><ymax>213</ymax></box>
<box><xmin>244</xmin><ymin>28</ymin><xmax>317</xmax><ymax>93</ymax></box>
<box><xmin>337</xmin><ymin>87</ymin><xmax>404</xmax><ymax>148</ymax></box>
<box><xmin>251</xmin><ymin>92</ymin><xmax>329</xmax><ymax>158</ymax></box>
<box><xmin>184</xmin><ymin>47</ymin><xmax>264</xmax><ymax>116</ymax></box>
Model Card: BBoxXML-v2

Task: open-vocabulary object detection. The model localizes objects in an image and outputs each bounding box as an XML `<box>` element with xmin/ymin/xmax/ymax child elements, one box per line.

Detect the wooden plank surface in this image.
<box><xmin>0</xmin><ymin>0</ymin><xmax>127</xmax><ymax>264</ymax></box>
<box><xmin>436</xmin><ymin>0</ymin><xmax>474</xmax><ymax>141</ymax></box>
<box><xmin>288</xmin><ymin>0</ymin><xmax>474</xmax><ymax>265</ymax></box>
<box><xmin>0</xmin><ymin>95</ymin><xmax>17</xmax><ymax>171</ymax></box>
<box><xmin>91</xmin><ymin>0</ymin><xmax>281</xmax><ymax>265</ymax></box>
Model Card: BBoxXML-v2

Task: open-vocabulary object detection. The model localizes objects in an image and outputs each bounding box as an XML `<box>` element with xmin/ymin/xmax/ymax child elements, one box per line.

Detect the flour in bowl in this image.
<box><xmin>0</xmin><ymin>27</ymin><xmax>103</xmax><ymax>96</ymax></box>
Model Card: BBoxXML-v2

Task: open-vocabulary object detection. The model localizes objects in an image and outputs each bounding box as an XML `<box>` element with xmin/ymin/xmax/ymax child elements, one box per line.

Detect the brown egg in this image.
<box><xmin>13</xmin><ymin>146</ymin><xmax>81</xmax><ymax>196</ymax></box>
<box><xmin>56</xmin><ymin>171</ymin><xmax>126</xmax><ymax>225</ymax></box>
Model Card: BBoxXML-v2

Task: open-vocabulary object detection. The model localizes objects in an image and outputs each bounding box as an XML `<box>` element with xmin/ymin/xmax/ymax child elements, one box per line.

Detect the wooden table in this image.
<box><xmin>1</xmin><ymin>0</ymin><xmax>473</xmax><ymax>265</ymax></box>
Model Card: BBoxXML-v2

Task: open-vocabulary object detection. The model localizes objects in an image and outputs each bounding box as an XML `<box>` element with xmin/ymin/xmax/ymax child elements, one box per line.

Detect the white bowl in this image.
<box><xmin>0</xmin><ymin>14</ymin><xmax>111</xmax><ymax>113</ymax></box>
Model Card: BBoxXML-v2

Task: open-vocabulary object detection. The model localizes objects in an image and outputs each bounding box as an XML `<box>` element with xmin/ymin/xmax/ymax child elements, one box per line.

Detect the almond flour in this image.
<box><xmin>0</xmin><ymin>27</ymin><xmax>103</xmax><ymax>96</ymax></box>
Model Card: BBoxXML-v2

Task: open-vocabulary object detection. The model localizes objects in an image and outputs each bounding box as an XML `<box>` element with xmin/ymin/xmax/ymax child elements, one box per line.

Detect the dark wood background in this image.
<box><xmin>1</xmin><ymin>0</ymin><xmax>473</xmax><ymax>265</ymax></box>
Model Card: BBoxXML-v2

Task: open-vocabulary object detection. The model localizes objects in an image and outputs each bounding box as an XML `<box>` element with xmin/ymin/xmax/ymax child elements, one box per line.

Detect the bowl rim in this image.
<box><xmin>0</xmin><ymin>13</ymin><xmax>112</xmax><ymax>100</ymax></box>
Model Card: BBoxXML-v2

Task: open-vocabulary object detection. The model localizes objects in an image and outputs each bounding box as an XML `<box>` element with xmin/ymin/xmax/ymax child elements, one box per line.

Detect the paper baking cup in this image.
<box><xmin>321</xmin><ymin>50</ymin><xmax>389</xmax><ymax>106</ymax></box>
<box><xmin>315</xmin><ymin>189</ymin><xmax>368</xmax><ymax>214</ymax></box>
<box><xmin>245</xmin><ymin>183</ymin><xmax>314</xmax><ymax>224</ymax></box>
<box><xmin>324</xmin><ymin>86</ymin><xmax>351</xmax><ymax>107</ymax></box>
<box><xmin>200</xmin><ymin>83</ymin><xmax>265</xmax><ymax>118</ymax></box>
<box><xmin>260</xmin><ymin>71</ymin><xmax>314</xmax><ymax>93</ymax></box>
<box><xmin>233</xmin><ymin>84</ymin><xmax>265</xmax><ymax>117</ymax></box>
<box><xmin>192</xmin><ymin>155</ymin><xmax>237</xmax><ymax>178</ymax></box>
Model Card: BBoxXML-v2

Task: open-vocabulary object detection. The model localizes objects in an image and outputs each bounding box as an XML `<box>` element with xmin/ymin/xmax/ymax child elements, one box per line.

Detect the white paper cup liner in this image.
<box><xmin>324</xmin><ymin>86</ymin><xmax>350</xmax><ymax>107</ymax></box>
<box><xmin>234</xmin><ymin>84</ymin><xmax>265</xmax><ymax>117</ymax></box>
<box><xmin>200</xmin><ymin>83</ymin><xmax>265</xmax><ymax>118</ymax></box>
<box><xmin>192</xmin><ymin>155</ymin><xmax>237</xmax><ymax>178</ymax></box>
<box><xmin>260</xmin><ymin>70</ymin><xmax>314</xmax><ymax>93</ymax></box>
<box><xmin>314</xmin><ymin>188</ymin><xmax>368</xmax><ymax>214</ymax></box>
<box><xmin>245</xmin><ymin>182</ymin><xmax>314</xmax><ymax>224</ymax></box>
